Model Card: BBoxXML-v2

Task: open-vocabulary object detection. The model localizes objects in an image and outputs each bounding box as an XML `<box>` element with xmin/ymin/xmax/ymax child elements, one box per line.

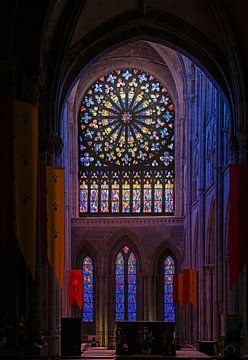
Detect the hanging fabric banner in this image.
<box><xmin>189</xmin><ymin>269</ymin><xmax>197</xmax><ymax>306</ymax></box>
<box><xmin>183</xmin><ymin>269</ymin><xmax>190</xmax><ymax>306</ymax></box>
<box><xmin>174</xmin><ymin>270</ymin><xmax>197</xmax><ymax>307</ymax></box>
<box><xmin>13</xmin><ymin>100</ymin><xmax>38</xmax><ymax>280</ymax></box>
<box><xmin>69</xmin><ymin>270</ymin><xmax>83</xmax><ymax>308</ymax></box>
<box><xmin>0</xmin><ymin>98</ymin><xmax>13</xmax><ymax>251</ymax></box>
<box><xmin>173</xmin><ymin>273</ymin><xmax>179</xmax><ymax>303</ymax></box>
<box><xmin>39</xmin><ymin>165</ymin><xmax>47</xmax><ymax>264</ymax></box>
<box><xmin>230</xmin><ymin>164</ymin><xmax>248</xmax><ymax>287</ymax></box>
<box><xmin>178</xmin><ymin>272</ymin><xmax>184</xmax><ymax>306</ymax></box>
<box><xmin>46</xmin><ymin>166</ymin><xmax>65</xmax><ymax>288</ymax></box>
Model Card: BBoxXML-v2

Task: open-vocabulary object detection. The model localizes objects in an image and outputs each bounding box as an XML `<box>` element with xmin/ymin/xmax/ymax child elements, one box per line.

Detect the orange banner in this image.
<box><xmin>46</xmin><ymin>167</ymin><xmax>65</xmax><ymax>288</ymax></box>
<box><xmin>13</xmin><ymin>100</ymin><xmax>38</xmax><ymax>279</ymax></box>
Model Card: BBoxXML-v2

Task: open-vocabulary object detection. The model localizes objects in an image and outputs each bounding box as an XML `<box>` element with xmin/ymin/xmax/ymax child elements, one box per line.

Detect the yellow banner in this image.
<box><xmin>46</xmin><ymin>167</ymin><xmax>64</xmax><ymax>288</ymax></box>
<box><xmin>13</xmin><ymin>100</ymin><xmax>38</xmax><ymax>280</ymax></box>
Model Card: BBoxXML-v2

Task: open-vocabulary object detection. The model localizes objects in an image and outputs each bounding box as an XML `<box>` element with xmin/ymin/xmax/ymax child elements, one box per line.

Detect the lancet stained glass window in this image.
<box><xmin>79</xmin><ymin>68</ymin><xmax>175</xmax><ymax>215</ymax></box>
<box><xmin>115</xmin><ymin>246</ymin><xmax>137</xmax><ymax>321</ymax></box>
<box><xmin>82</xmin><ymin>256</ymin><xmax>94</xmax><ymax>322</ymax></box>
<box><xmin>164</xmin><ymin>256</ymin><xmax>175</xmax><ymax>322</ymax></box>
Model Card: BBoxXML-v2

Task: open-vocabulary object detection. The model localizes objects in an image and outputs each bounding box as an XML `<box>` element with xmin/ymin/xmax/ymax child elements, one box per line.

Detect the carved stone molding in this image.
<box><xmin>71</xmin><ymin>216</ymin><xmax>184</xmax><ymax>226</ymax></box>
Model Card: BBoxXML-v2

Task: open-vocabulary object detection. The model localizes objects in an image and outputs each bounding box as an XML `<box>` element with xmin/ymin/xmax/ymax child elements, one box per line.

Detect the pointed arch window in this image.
<box><xmin>82</xmin><ymin>256</ymin><xmax>94</xmax><ymax>322</ymax></box>
<box><xmin>78</xmin><ymin>68</ymin><xmax>175</xmax><ymax>215</ymax></box>
<box><xmin>163</xmin><ymin>256</ymin><xmax>175</xmax><ymax>322</ymax></box>
<box><xmin>115</xmin><ymin>246</ymin><xmax>137</xmax><ymax>321</ymax></box>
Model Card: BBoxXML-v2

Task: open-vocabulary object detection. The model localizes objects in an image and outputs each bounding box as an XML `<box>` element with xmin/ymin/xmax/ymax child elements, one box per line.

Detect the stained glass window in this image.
<box><xmin>82</xmin><ymin>256</ymin><xmax>94</xmax><ymax>322</ymax></box>
<box><xmin>79</xmin><ymin>68</ymin><xmax>175</xmax><ymax>215</ymax></box>
<box><xmin>90</xmin><ymin>173</ymin><xmax>98</xmax><ymax>213</ymax></box>
<box><xmin>133</xmin><ymin>173</ymin><xmax>141</xmax><ymax>213</ymax></box>
<box><xmin>101</xmin><ymin>174</ymin><xmax>109</xmax><ymax>213</ymax></box>
<box><xmin>154</xmin><ymin>173</ymin><xmax>163</xmax><ymax>213</ymax></box>
<box><xmin>115</xmin><ymin>246</ymin><xmax>137</xmax><ymax>321</ymax></box>
<box><xmin>164</xmin><ymin>256</ymin><xmax>175</xmax><ymax>322</ymax></box>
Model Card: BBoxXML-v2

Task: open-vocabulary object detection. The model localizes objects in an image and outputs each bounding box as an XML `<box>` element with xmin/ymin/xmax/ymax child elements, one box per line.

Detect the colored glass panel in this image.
<box><xmin>111</xmin><ymin>181</ymin><xmax>120</xmax><ymax>213</ymax></box>
<box><xmin>90</xmin><ymin>179</ymin><xmax>98</xmax><ymax>212</ymax></box>
<box><xmin>115</xmin><ymin>247</ymin><xmax>137</xmax><ymax>322</ymax></box>
<box><xmin>165</xmin><ymin>180</ymin><xmax>174</xmax><ymax>213</ymax></box>
<box><xmin>122</xmin><ymin>181</ymin><xmax>130</xmax><ymax>213</ymax></box>
<box><xmin>143</xmin><ymin>181</ymin><xmax>152</xmax><ymax>212</ymax></box>
<box><xmin>80</xmin><ymin>182</ymin><xmax>88</xmax><ymax>213</ymax></box>
<box><xmin>128</xmin><ymin>252</ymin><xmax>137</xmax><ymax>321</ymax></box>
<box><xmin>133</xmin><ymin>180</ymin><xmax>141</xmax><ymax>213</ymax></box>
<box><xmin>154</xmin><ymin>180</ymin><xmax>163</xmax><ymax>213</ymax></box>
<box><xmin>116</xmin><ymin>252</ymin><xmax>125</xmax><ymax>321</ymax></box>
<box><xmin>164</xmin><ymin>256</ymin><xmax>175</xmax><ymax>322</ymax></box>
<box><xmin>82</xmin><ymin>256</ymin><xmax>94</xmax><ymax>322</ymax></box>
<box><xmin>101</xmin><ymin>181</ymin><xmax>109</xmax><ymax>212</ymax></box>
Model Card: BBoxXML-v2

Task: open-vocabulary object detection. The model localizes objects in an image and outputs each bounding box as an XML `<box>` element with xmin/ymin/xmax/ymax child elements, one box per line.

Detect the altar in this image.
<box><xmin>116</xmin><ymin>321</ymin><xmax>176</xmax><ymax>358</ymax></box>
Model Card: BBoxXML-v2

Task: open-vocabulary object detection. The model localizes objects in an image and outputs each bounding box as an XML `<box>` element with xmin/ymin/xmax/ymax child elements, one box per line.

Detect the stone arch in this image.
<box><xmin>71</xmin><ymin>240</ymin><xmax>97</xmax><ymax>334</ymax></box>
<box><xmin>107</xmin><ymin>232</ymin><xmax>144</xmax><ymax>342</ymax></box>
<box><xmin>41</xmin><ymin>5</ymin><xmax>243</xmax><ymax>143</ymax></box>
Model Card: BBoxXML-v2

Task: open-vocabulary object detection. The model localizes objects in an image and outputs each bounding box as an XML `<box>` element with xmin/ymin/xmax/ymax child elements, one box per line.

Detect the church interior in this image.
<box><xmin>0</xmin><ymin>1</ymin><xmax>248</xmax><ymax>359</ymax></box>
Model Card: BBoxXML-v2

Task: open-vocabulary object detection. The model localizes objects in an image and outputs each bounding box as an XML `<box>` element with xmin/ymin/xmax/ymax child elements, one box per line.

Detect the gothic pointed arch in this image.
<box><xmin>73</xmin><ymin>243</ymin><xmax>97</xmax><ymax>333</ymax></box>
<box><xmin>154</xmin><ymin>244</ymin><xmax>179</xmax><ymax>323</ymax></box>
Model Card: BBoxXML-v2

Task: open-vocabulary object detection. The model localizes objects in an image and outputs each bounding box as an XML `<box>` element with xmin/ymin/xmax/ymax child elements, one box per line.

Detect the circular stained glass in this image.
<box><xmin>79</xmin><ymin>68</ymin><xmax>174</xmax><ymax>168</ymax></box>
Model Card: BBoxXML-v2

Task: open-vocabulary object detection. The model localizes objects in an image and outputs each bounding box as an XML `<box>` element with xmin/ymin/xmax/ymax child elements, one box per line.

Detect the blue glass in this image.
<box><xmin>82</xmin><ymin>256</ymin><xmax>94</xmax><ymax>322</ymax></box>
<box><xmin>163</xmin><ymin>256</ymin><xmax>175</xmax><ymax>322</ymax></box>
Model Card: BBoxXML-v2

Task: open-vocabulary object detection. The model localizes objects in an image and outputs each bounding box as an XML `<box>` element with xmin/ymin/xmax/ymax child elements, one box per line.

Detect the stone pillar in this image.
<box><xmin>214</xmin><ymin>94</ymin><xmax>224</xmax><ymax>341</ymax></box>
<box><xmin>39</xmin><ymin>134</ymin><xmax>63</xmax><ymax>356</ymax></box>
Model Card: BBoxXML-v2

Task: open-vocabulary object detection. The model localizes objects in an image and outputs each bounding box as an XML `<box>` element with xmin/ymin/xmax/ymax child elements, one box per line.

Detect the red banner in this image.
<box><xmin>173</xmin><ymin>274</ymin><xmax>179</xmax><ymax>303</ymax></box>
<box><xmin>183</xmin><ymin>269</ymin><xmax>190</xmax><ymax>306</ymax></box>
<box><xmin>230</xmin><ymin>164</ymin><xmax>248</xmax><ymax>287</ymax></box>
<box><xmin>69</xmin><ymin>270</ymin><xmax>83</xmax><ymax>308</ymax></box>
<box><xmin>189</xmin><ymin>269</ymin><xmax>197</xmax><ymax>306</ymax></box>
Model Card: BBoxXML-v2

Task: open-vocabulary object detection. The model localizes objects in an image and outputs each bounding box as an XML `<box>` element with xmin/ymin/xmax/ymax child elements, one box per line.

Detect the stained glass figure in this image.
<box><xmin>154</xmin><ymin>173</ymin><xmax>163</xmax><ymax>213</ymax></box>
<box><xmin>122</xmin><ymin>173</ymin><xmax>130</xmax><ymax>213</ymax></box>
<box><xmin>79</xmin><ymin>68</ymin><xmax>175</xmax><ymax>215</ymax></box>
<box><xmin>128</xmin><ymin>252</ymin><xmax>137</xmax><ymax>321</ymax></box>
<box><xmin>90</xmin><ymin>173</ymin><xmax>98</xmax><ymax>212</ymax></box>
<box><xmin>143</xmin><ymin>173</ymin><xmax>152</xmax><ymax>212</ymax></box>
<box><xmin>80</xmin><ymin>173</ymin><xmax>88</xmax><ymax>213</ymax></box>
<box><xmin>164</xmin><ymin>256</ymin><xmax>175</xmax><ymax>322</ymax></box>
<box><xmin>115</xmin><ymin>252</ymin><xmax>125</xmax><ymax>321</ymax></box>
<box><xmin>82</xmin><ymin>256</ymin><xmax>94</xmax><ymax>322</ymax></box>
<box><xmin>133</xmin><ymin>173</ymin><xmax>141</xmax><ymax>213</ymax></box>
<box><xmin>115</xmin><ymin>246</ymin><xmax>137</xmax><ymax>321</ymax></box>
<box><xmin>165</xmin><ymin>179</ymin><xmax>174</xmax><ymax>213</ymax></box>
<box><xmin>101</xmin><ymin>175</ymin><xmax>109</xmax><ymax>212</ymax></box>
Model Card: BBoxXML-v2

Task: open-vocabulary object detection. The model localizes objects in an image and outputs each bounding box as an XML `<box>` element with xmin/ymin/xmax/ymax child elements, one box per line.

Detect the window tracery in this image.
<box><xmin>79</xmin><ymin>68</ymin><xmax>175</xmax><ymax>215</ymax></box>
